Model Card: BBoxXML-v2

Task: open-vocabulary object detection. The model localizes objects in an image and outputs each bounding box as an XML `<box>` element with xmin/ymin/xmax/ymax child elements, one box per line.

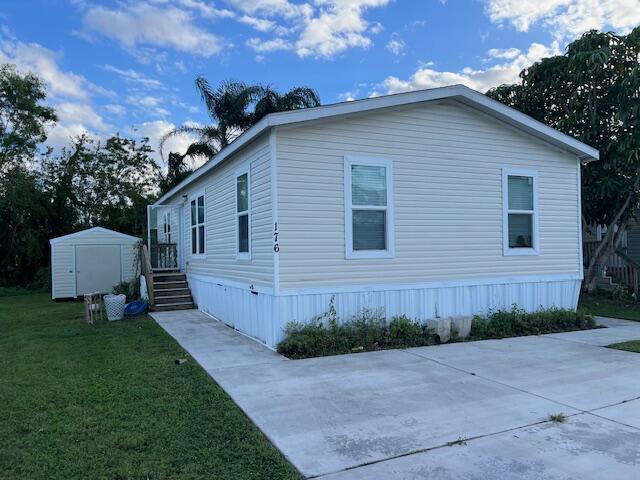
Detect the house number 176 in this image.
<box><xmin>273</xmin><ymin>222</ymin><xmax>280</xmax><ymax>253</ymax></box>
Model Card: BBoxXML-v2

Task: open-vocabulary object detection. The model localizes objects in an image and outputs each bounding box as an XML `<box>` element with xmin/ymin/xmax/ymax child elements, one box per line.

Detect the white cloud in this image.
<box><xmin>372</xmin><ymin>42</ymin><xmax>560</xmax><ymax>95</ymax></box>
<box><xmin>105</xmin><ymin>104</ymin><xmax>126</xmax><ymax>115</ymax></box>
<box><xmin>295</xmin><ymin>0</ymin><xmax>389</xmax><ymax>58</ymax></box>
<box><xmin>56</xmin><ymin>102</ymin><xmax>110</xmax><ymax>131</ymax></box>
<box><xmin>127</xmin><ymin>94</ymin><xmax>170</xmax><ymax>117</ymax></box>
<box><xmin>102</xmin><ymin>64</ymin><xmax>164</xmax><ymax>89</ymax></box>
<box><xmin>226</xmin><ymin>0</ymin><xmax>314</xmax><ymax>20</ymax></box>
<box><xmin>46</xmin><ymin>123</ymin><xmax>100</xmax><ymax>152</ymax></box>
<box><xmin>386</xmin><ymin>38</ymin><xmax>405</xmax><ymax>56</ymax></box>
<box><xmin>239</xmin><ymin>15</ymin><xmax>278</xmax><ymax>32</ymax></box>
<box><xmin>0</xmin><ymin>35</ymin><xmax>116</xmax><ymax>152</ymax></box>
<box><xmin>128</xmin><ymin>95</ymin><xmax>162</xmax><ymax>108</ymax></box>
<box><xmin>0</xmin><ymin>40</ymin><xmax>90</xmax><ymax>100</ymax></box>
<box><xmin>485</xmin><ymin>0</ymin><xmax>640</xmax><ymax>39</ymax></box>
<box><xmin>241</xmin><ymin>0</ymin><xmax>390</xmax><ymax>58</ymax></box>
<box><xmin>486</xmin><ymin>47</ymin><xmax>521</xmax><ymax>60</ymax></box>
<box><xmin>81</xmin><ymin>3</ymin><xmax>225</xmax><ymax>57</ymax></box>
<box><xmin>133</xmin><ymin>119</ymin><xmax>201</xmax><ymax>168</ymax></box>
<box><xmin>246</xmin><ymin>37</ymin><xmax>292</xmax><ymax>52</ymax></box>
<box><xmin>177</xmin><ymin>0</ymin><xmax>235</xmax><ymax>18</ymax></box>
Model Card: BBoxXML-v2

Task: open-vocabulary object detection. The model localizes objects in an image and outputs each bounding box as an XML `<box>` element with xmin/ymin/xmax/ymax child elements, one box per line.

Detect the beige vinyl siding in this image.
<box><xmin>51</xmin><ymin>229</ymin><xmax>140</xmax><ymax>298</ymax></box>
<box><xmin>275</xmin><ymin>99</ymin><xmax>581</xmax><ymax>289</ymax></box>
<box><xmin>165</xmin><ymin>135</ymin><xmax>273</xmax><ymax>288</ymax></box>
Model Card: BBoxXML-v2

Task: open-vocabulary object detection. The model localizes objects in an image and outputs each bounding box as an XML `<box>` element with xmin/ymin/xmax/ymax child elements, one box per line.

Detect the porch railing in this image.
<box><xmin>151</xmin><ymin>243</ymin><xmax>178</xmax><ymax>270</ymax></box>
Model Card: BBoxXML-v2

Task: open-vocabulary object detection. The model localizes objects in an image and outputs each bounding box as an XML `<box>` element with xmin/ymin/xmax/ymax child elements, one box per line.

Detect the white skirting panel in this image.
<box><xmin>188</xmin><ymin>274</ymin><xmax>278</xmax><ymax>346</ymax></box>
<box><xmin>188</xmin><ymin>274</ymin><xmax>582</xmax><ymax>349</ymax></box>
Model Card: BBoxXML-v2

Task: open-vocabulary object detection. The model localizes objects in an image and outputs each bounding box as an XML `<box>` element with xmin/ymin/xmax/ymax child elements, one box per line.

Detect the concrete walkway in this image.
<box><xmin>151</xmin><ymin>310</ymin><xmax>640</xmax><ymax>479</ymax></box>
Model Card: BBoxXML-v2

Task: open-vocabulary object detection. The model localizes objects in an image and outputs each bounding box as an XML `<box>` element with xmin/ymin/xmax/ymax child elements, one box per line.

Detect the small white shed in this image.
<box><xmin>50</xmin><ymin>227</ymin><xmax>141</xmax><ymax>299</ymax></box>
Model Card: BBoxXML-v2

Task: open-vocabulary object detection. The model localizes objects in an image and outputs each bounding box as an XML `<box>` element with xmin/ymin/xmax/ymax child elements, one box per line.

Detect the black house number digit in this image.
<box><xmin>273</xmin><ymin>222</ymin><xmax>280</xmax><ymax>253</ymax></box>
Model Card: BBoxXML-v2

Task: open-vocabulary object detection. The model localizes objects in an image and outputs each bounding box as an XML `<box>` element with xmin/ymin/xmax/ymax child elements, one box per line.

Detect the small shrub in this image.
<box><xmin>276</xmin><ymin>307</ymin><xmax>435</xmax><ymax>359</ymax></box>
<box><xmin>469</xmin><ymin>305</ymin><xmax>596</xmax><ymax>340</ymax></box>
<box><xmin>28</xmin><ymin>266</ymin><xmax>51</xmax><ymax>291</ymax></box>
<box><xmin>277</xmin><ymin>302</ymin><xmax>598</xmax><ymax>359</ymax></box>
<box><xmin>112</xmin><ymin>278</ymin><xmax>140</xmax><ymax>302</ymax></box>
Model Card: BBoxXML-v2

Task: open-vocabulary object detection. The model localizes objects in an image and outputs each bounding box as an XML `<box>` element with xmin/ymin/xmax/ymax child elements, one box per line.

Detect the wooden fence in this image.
<box><xmin>584</xmin><ymin>239</ymin><xmax>640</xmax><ymax>295</ymax></box>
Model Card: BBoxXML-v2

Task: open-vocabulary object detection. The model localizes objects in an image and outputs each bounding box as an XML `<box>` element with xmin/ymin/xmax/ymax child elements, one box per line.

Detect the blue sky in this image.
<box><xmin>1</xmin><ymin>0</ymin><xmax>638</xmax><ymax>166</ymax></box>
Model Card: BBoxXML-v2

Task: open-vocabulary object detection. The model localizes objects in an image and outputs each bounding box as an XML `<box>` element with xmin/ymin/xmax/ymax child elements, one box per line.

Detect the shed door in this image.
<box><xmin>75</xmin><ymin>245</ymin><xmax>121</xmax><ymax>295</ymax></box>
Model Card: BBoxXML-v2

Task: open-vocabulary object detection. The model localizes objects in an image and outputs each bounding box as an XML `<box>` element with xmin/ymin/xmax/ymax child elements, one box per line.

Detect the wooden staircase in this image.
<box><xmin>140</xmin><ymin>245</ymin><xmax>194</xmax><ymax>312</ymax></box>
<box><xmin>152</xmin><ymin>271</ymin><xmax>194</xmax><ymax>311</ymax></box>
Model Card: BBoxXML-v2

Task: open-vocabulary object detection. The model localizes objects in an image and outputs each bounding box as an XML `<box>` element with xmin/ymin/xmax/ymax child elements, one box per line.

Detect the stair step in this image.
<box><xmin>154</xmin><ymin>281</ymin><xmax>188</xmax><ymax>289</ymax></box>
<box><xmin>154</xmin><ymin>287</ymin><xmax>190</xmax><ymax>296</ymax></box>
<box><xmin>155</xmin><ymin>295</ymin><xmax>192</xmax><ymax>305</ymax></box>
<box><xmin>152</xmin><ymin>302</ymin><xmax>194</xmax><ymax>312</ymax></box>
<box><xmin>153</xmin><ymin>275</ymin><xmax>186</xmax><ymax>283</ymax></box>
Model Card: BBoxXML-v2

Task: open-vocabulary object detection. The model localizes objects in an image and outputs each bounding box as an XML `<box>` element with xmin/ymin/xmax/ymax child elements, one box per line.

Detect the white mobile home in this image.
<box><xmin>50</xmin><ymin>227</ymin><xmax>140</xmax><ymax>299</ymax></box>
<box><xmin>148</xmin><ymin>85</ymin><xmax>599</xmax><ymax>348</ymax></box>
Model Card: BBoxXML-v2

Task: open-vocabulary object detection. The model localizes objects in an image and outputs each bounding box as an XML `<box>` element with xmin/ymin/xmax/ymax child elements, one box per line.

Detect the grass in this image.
<box><xmin>0</xmin><ymin>293</ymin><xmax>301</xmax><ymax>480</ymax></box>
<box><xmin>608</xmin><ymin>340</ymin><xmax>640</xmax><ymax>353</ymax></box>
<box><xmin>579</xmin><ymin>294</ymin><xmax>640</xmax><ymax>322</ymax></box>
<box><xmin>0</xmin><ymin>285</ymin><xmax>47</xmax><ymax>297</ymax></box>
<box><xmin>548</xmin><ymin>413</ymin><xmax>568</xmax><ymax>423</ymax></box>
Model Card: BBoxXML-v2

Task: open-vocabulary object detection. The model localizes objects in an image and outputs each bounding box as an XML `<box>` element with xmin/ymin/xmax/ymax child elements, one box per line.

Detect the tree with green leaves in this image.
<box><xmin>0</xmin><ymin>63</ymin><xmax>56</xmax><ymax>172</ymax></box>
<box><xmin>42</xmin><ymin>134</ymin><xmax>159</xmax><ymax>233</ymax></box>
<box><xmin>0</xmin><ymin>64</ymin><xmax>57</xmax><ymax>286</ymax></box>
<box><xmin>161</xmin><ymin>77</ymin><xmax>320</xmax><ymax>161</ymax></box>
<box><xmin>158</xmin><ymin>151</ymin><xmax>193</xmax><ymax>195</ymax></box>
<box><xmin>487</xmin><ymin>27</ymin><xmax>640</xmax><ymax>291</ymax></box>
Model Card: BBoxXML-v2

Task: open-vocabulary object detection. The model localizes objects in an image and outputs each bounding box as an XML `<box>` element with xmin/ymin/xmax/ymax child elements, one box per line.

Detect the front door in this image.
<box><xmin>75</xmin><ymin>245</ymin><xmax>121</xmax><ymax>295</ymax></box>
<box><xmin>147</xmin><ymin>204</ymin><xmax>182</xmax><ymax>271</ymax></box>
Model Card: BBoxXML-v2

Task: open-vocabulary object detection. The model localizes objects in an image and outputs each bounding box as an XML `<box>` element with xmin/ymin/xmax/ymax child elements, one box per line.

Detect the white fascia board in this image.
<box><xmin>50</xmin><ymin>226</ymin><xmax>141</xmax><ymax>244</ymax></box>
<box><xmin>154</xmin><ymin>85</ymin><xmax>599</xmax><ymax>205</ymax></box>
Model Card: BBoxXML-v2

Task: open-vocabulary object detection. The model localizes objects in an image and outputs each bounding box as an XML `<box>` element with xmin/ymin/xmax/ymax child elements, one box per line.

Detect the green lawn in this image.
<box><xmin>579</xmin><ymin>295</ymin><xmax>640</xmax><ymax>321</ymax></box>
<box><xmin>0</xmin><ymin>293</ymin><xmax>301</xmax><ymax>480</ymax></box>
<box><xmin>609</xmin><ymin>340</ymin><xmax>640</xmax><ymax>353</ymax></box>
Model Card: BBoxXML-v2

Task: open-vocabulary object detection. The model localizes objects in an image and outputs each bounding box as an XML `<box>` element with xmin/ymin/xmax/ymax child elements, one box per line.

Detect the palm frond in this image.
<box><xmin>182</xmin><ymin>142</ymin><xmax>218</xmax><ymax>159</ymax></box>
<box><xmin>282</xmin><ymin>87</ymin><xmax>321</xmax><ymax>109</ymax></box>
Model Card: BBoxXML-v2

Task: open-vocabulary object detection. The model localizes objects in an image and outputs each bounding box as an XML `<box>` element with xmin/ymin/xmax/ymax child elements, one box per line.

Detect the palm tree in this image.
<box><xmin>252</xmin><ymin>86</ymin><xmax>321</xmax><ymax>123</ymax></box>
<box><xmin>161</xmin><ymin>77</ymin><xmax>320</xmax><ymax>161</ymax></box>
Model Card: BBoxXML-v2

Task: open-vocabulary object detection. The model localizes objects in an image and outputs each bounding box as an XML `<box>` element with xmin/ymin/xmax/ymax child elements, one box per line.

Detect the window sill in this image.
<box><xmin>346</xmin><ymin>250</ymin><xmax>395</xmax><ymax>260</ymax></box>
<box><xmin>503</xmin><ymin>248</ymin><xmax>540</xmax><ymax>256</ymax></box>
<box><xmin>190</xmin><ymin>254</ymin><xmax>206</xmax><ymax>260</ymax></box>
<box><xmin>236</xmin><ymin>253</ymin><xmax>251</xmax><ymax>261</ymax></box>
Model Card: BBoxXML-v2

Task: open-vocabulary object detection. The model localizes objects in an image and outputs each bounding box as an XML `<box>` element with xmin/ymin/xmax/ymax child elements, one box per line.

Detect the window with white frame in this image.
<box><xmin>503</xmin><ymin>169</ymin><xmax>538</xmax><ymax>255</ymax></box>
<box><xmin>344</xmin><ymin>156</ymin><xmax>394</xmax><ymax>259</ymax></box>
<box><xmin>190</xmin><ymin>193</ymin><xmax>205</xmax><ymax>256</ymax></box>
<box><xmin>236</xmin><ymin>168</ymin><xmax>250</xmax><ymax>259</ymax></box>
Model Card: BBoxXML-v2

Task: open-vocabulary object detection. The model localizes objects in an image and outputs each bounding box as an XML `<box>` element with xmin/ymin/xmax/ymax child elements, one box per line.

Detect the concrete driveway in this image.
<box><xmin>152</xmin><ymin>310</ymin><xmax>640</xmax><ymax>479</ymax></box>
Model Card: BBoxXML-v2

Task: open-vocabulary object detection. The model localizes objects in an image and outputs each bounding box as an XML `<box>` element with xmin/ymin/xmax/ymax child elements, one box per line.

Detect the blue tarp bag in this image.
<box><xmin>124</xmin><ymin>300</ymin><xmax>148</xmax><ymax>316</ymax></box>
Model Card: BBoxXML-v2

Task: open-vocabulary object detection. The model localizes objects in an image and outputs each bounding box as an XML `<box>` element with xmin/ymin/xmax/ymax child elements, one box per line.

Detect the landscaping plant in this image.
<box><xmin>469</xmin><ymin>305</ymin><xmax>596</xmax><ymax>340</ymax></box>
<box><xmin>278</xmin><ymin>302</ymin><xmax>598</xmax><ymax>359</ymax></box>
<box><xmin>277</xmin><ymin>303</ymin><xmax>436</xmax><ymax>359</ymax></box>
